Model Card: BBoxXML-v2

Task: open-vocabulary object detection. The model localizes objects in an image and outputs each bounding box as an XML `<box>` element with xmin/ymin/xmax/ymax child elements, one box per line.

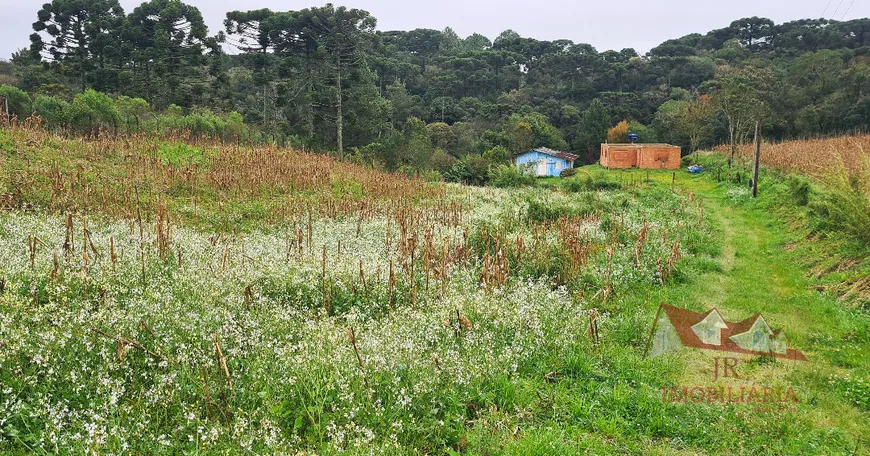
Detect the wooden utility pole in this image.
<box><xmin>0</xmin><ymin>95</ymin><xmax>8</xmax><ymax>123</ymax></box>
<box><xmin>751</xmin><ymin>121</ymin><xmax>761</xmax><ymax>198</ymax></box>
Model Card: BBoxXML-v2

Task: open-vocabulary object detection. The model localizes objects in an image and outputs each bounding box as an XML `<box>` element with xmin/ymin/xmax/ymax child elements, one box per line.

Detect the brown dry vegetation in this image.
<box><xmin>0</xmin><ymin>124</ymin><xmax>452</xmax><ymax>229</ymax></box>
<box><xmin>718</xmin><ymin>134</ymin><xmax>870</xmax><ymax>178</ymax></box>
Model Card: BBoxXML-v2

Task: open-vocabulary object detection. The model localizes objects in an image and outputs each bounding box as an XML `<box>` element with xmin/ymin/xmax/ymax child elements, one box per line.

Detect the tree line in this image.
<box><xmin>4</xmin><ymin>1</ymin><xmax>870</xmax><ymax>181</ymax></box>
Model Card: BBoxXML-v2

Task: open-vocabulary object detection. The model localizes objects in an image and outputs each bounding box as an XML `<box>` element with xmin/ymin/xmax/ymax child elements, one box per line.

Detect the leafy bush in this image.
<box><xmin>564</xmin><ymin>173</ymin><xmax>621</xmax><ymax>193</ymax></box>
<box><xmin>559</xmin><ymin>168</ymin><xmax>578</xmax><ymax>178</ymax></box>
<box><xmin>0</xmin><ymin>85</ymin><xmax>30</xmax><ymax>119</ymax></box>
<box><xmin>330</xmin><ymin>178</ymin><xmax>366</xmax><ymax>198</ymax></box>
<box><xmin>115</xmin><ymin>96</ymin><xmax>151</xmax><ymax>132</ymax></box>
<box><xmin>68</xmin><ymin>89</ymin><xmax>120</xmax><ymax>133</ymax></box>
<box><xmin>565</xmin><ymin>179</ymin><xmax>586</xmax><ymax>193</ymax></box>
<box><xmin>419</xmin><ymin>170</ymin><xmax>443</xmax><ymax>182</ymax></box>
<box><xmin>786</xmin><ymin>174</ymin><xmax>811</xmax><ymax>206</ymax></box>
<box><xmin>430</xmin><ymin>148</ymin><xmax>456</xmax><ymax>173</ymax></box>
<box><xmin>33</xmin><ymin>95</ymin><xmax>69</xmax><ymax>128</ymax></box>
<box><xmin>591</xmin><ymin>176</ymin><xmax>622</xmax><ymax>190</ymax></box>
<box><xmin>483</xmin><ymin>145</ymin><xmax>511</xmax><ymax>164</ymax></box>
<box><xmin>445</xmin><ymin>154</ymin><xmax>489</xmax><ymax>186</ymax></box>
<box><xmin>489</xmin><ymin>164</ymin><xmax>535</xmax><ymax>188</ymax></box>
<box><xmin>3</xmin><ymin>87</ymin><xmax>262</xmax><ymax>144</ymax></box>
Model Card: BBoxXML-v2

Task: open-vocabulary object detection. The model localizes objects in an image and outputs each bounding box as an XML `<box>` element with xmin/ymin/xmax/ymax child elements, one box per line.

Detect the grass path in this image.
<box><xmin>665</xmin><ymin>174</ymin><xmax>860</xmax><ymax>348</ymax></box>
<box><xmin>645</xmin><ymin>172</ymin><xmax>870</xmax><ymax>452</ymax></box>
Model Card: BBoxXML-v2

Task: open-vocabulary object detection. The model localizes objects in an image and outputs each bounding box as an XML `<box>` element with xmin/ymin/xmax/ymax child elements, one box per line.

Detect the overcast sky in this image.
<box><xmin>2</xmin><ymin>0</ymin><xmax>869</xmax><ymax>60</ymax></box>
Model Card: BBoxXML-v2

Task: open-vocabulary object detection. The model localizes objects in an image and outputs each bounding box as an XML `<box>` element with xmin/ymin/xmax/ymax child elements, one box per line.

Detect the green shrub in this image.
<box><xmin>565</xmin><ymin>179</ymin><xmax>586</xmax><ymax>193</ymax></box>
<box><xmin>69</xmin><ymin>89</ymin><xmax>120</xmax><ymax>133</ymax></box>
<box><xmin>330</xmin><ymin>177</ymin><xmax>366</xmax><ymax>198</ymax></box>
<box><xmin>445</xmin><ymin>154</ymin><xmax>490</xmax><ymax>186</ymax></box>
<box><xmin>224</xmin><ymin>111</ymin><xmax>248</xmax><ymax>141</ymax></box>
<box><xmin>419</xmin><ymin>170</ymin><xmax>444</xmax><ymax>182</ymax></box>
<box><xmin>33</xmin><ymin>95</ymin><xmax>69</xmax><ymax>128</ymax></box>
<box><xmin>489</xmin><ymin>164</ymin><xmax>535</xmax><ymax>188</ymax></box>
<box><xmin>786</xmin><ymin>174</ymin><xmax>811</xmax><ymax>206</ymax></box>
<box><xmin>560</xmin><ymin>168</ymin><xmax>578</xmax><ymax>178</ymax></box>
<box><xmin>482</xmin><ymin>145</ymin><xmax>511</xmax><ymax>165</ymax></box>
<box><xmin>0</xmin><ymin>85</ymin><xmax>31</xmax><ymax>119</ymax></box>
<box><xmin>430</xmin><ymin>148</ymin><xmax>456</xmax><ymax>173</ymax></box>
<box><xmin>115</xmin><ymin>96</ymin><xmax>151</xmax><ymax>132</ymax></box>
<box><xmin>564</xmin><ymin>173</ymin><xmax>621</xmax><ymax>193</ymax></box>
<box><xmin>591</xmin><ymin>176</ymin><xmax>622</xmax><ymax>190</ymax></box>
<box><xmin>527</xmin><ymin>198</ymin><xmax>574</xmax><ymax>223</ymax></box>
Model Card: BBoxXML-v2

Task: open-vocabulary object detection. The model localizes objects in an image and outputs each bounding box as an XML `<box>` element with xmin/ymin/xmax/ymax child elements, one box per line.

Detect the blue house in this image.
<box><xmin>515</xmin><ymin>147</ymin><xmax>580</xmax><ymax>177</ymax></box>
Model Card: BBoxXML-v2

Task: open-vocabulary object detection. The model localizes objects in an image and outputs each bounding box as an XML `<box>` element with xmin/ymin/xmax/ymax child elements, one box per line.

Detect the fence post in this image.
<box><xmin>752</xmin><ymin>121</ymin><xmax>761</xmax><ymax>198</ymax></box>
<box><xmin>0</xmin><ymin>95</ymin><xmax>8</xmax><ymax>123</ymax></box>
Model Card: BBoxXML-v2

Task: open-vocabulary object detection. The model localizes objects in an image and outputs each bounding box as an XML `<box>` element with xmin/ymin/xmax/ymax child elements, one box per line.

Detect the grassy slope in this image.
<box><xmin>1</xmin><ymin>127</ymin><xmax>868</xmax><ymax>454</ymax></box>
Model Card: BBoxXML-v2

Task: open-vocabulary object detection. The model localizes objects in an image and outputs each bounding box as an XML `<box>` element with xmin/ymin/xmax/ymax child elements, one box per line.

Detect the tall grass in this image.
<box><xmin>810</xmin><ymin>154</ymin><xmax>870</xmax><ymax>245</ymax></box>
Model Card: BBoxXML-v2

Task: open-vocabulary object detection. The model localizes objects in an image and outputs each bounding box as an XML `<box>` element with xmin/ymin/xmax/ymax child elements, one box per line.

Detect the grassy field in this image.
<box><xmin>1</xmin><ymin>127</ymin><xmax>869</xmax><ymax>454</ymax></box>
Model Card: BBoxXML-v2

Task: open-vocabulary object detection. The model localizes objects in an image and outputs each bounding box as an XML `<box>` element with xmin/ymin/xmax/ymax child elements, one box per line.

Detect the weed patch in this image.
<box><xmin>157</xmin><ymin>142</ymin><xmax>210</xmax><ymax>167</ymax></box>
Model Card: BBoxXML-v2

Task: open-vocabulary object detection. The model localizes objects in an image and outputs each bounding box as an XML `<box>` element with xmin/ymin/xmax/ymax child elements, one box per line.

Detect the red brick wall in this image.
<box><xmin>637</xmin><ymin>147</ymin><xmax>681</xmax><ymax>170</ymax></box>
<box><xmin>600</xmin><ymin>146</ymin><xmax>637</xmax><ymax>169</ymax></box>
<box><xmin>601</xmin><ymin>145</ymin><xmax>681</xmax><ymax>170</ymax></box>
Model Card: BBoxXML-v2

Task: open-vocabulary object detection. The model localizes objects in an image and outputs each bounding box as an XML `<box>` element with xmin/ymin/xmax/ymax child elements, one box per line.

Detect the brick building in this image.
<box><xmin>600</xmin><ymin>144</ymin><xmax>682</xmax><ymax>170</ymax></box>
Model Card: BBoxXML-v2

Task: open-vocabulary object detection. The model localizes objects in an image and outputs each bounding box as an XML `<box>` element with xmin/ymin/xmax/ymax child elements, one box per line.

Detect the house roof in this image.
<box><xmin>525</xmin><ymin>147</ymin><xmax>579</xmax><ymax>162</ymax></box>
<box><xmin>660</xmin><ymin>304</ymin><xmax>807</xmax><ymax>361</ymax></box>
<box><xmin>602</xmin><ymin>143</ymin><xmax>681</xmax><ymax>149</ymax></box>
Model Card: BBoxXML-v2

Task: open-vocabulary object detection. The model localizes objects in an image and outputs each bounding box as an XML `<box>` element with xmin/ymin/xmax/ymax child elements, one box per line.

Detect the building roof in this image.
<box><xmin>524</xmin><ymin>147</ymin><xmax>579</xmax><ymax>162</ymax></box>
<box><xmin>659</xmin><ymin>304</ymin><xmax>807</xmax><ymax>361</ymax></box>
<box><xmin>602</xmin><ymin>143</ymin><xmax>681</xmax><ymax>149</ymax></box>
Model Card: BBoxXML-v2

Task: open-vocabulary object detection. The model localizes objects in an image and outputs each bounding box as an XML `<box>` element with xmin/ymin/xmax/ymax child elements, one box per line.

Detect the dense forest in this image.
<box><xmin>3</xmin><ymin>0</ymin><xmax>870</xmax><ymax>179</ymax></box>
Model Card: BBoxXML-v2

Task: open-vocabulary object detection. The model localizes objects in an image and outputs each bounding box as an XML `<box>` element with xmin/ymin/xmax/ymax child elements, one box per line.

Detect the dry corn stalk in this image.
<box><xmin>346</xmin><ymin>328</ymin><xmax>372</xmax><ymax>401</ymax></box>
<box><xmin>634</xmin><ymin>221</ymin><xmax>649</xmax><ymax>267</ymax></box>
<box><xmin>214</xmin><ymin>334</ymin><xmax>233</xmax><ymax>389</ymax></box>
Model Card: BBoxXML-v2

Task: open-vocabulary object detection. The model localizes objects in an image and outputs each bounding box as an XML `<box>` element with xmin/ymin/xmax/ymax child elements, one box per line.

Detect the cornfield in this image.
<box><xmin>0</xmin><ymin>123</ymin><xmax>443</xmax><ymax>223</ymax></box>
<box><xmin>719</xmin><ymin>134</ymin><xmax>870</xmax><ymax>179</ymax></box>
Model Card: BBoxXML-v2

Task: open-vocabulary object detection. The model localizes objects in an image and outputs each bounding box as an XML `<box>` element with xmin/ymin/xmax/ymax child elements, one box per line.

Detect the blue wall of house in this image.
<box><xmin>515</xmin><ymin>151</ymin><xmax>573</xmax><ymax>177</ymax></box>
